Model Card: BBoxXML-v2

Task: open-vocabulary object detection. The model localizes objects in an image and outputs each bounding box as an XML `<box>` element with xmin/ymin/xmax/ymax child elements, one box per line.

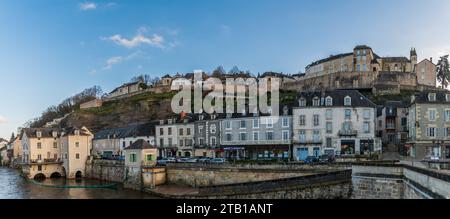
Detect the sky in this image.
<box><xmin>1</xmin><ymin>0</ymin><xmax>450</xmax><ymax>138</ymax></box>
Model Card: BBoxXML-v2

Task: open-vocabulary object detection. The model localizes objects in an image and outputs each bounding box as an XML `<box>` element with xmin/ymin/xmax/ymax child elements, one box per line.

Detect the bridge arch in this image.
<box><xmin>33</xmin><ymin>173</ymin><xmax>46</xmax><ymax>180</ymax></box>
<box><xmin>75</xmin><ymin>170</ymin><xmax>83</xmax><ymax>178</ymax></box>
<box><xmin>50</xmin><ymin>172</ymin><xmax>62</xmax><ymax>178</ymax></box>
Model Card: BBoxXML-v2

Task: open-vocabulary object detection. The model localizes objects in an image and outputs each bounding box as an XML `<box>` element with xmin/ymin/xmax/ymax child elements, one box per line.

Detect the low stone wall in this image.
<box><xmin>85</xmin><ymin>159</ymin><xmax>124</xmax><ymax>183</ymax></box>
<box><xmin>165</xmin><ymin>163</ymin><xmax>341</xmax><ymax>187</ymax></box>
<box><xmin>351</xmin><ymin>163</ymin><xmax>450</xmax><ymax>199</ymax></box>
<box><xmin>142</xmin><ymin>167</ymin><xmax>166</xmax><ymax>188</ymax></box>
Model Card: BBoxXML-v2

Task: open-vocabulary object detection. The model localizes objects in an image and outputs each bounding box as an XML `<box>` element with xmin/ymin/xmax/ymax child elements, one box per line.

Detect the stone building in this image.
<box><xmin>20</xmin><ymin>127</ymin><xmax>93</xmax><ymax>179</ymax></box>
<box><xmin>407</xmin><ymin>91</ymin><xmax>450</xmax><ymax>160</ymax></box>
<box><xmin>106</xmin><ymin>80</ymin><xmax>145</xmax><ymax>99</ymax></box>
<box><xmin>193</xmin><ymin>113</ymin><xmax>222</xmax><ymax>158</ymax></box>
<box><xmin>219</xmin><ymin>106</ymin><xmax>292</xmax><ymax>160</ymax></box>
<box><xmin>60</xmin><ymin>127</ymin><xmax>93</xmax><ymax>178</ymax></box>
<box><xmin>376</xmin><ymin>101</ymin><xmax>409</xmax><ymax>152</ymax></box>
<box><xmin>292</xmin><ymin>90</ymin><xmax>378</xmax><ymax>161</ymax></box>
<box><xmin>155</xmin><ymin>115</ymin><xmax>195</xmax><ymax>158</ymax></box>
<box><xmin>416</xmin><ymin>58</ymin><xmax>436</xmax><ymax>87</ymax></box>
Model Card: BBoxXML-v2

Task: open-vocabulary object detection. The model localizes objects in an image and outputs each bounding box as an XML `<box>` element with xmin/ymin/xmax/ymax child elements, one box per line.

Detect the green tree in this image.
<box><xmin>436</xmin><ymin>55</ymin><xmax>450</xmax><ymax>88</ymax></box>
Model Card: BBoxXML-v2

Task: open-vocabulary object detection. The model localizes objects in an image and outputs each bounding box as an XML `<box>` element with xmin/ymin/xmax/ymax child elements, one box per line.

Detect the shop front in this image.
<box><xmin>246</xmin><ymin>145</ymin><xmax>290</xmax><ymax>160</ymax></box>
<box><xmin>340</xmin><ymin>140</ymin><xmax>356</xmax><ymax>155</ymax></box>
<box><xmin>360</xmin><ymin>139</ymin><xmax>374</xmax><ymax>154</ymax></box>
<box><xmin>223</xmin><ymin>147</ymin><xmax>246</xmax><ymax>160</ymax></box>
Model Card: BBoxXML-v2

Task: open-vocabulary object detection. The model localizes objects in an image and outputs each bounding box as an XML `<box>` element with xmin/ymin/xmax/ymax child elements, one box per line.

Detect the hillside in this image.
<box><xmin>60</xmin><ymin>91</ymin><xmax>178</xmax><ymax>133</ymax></box>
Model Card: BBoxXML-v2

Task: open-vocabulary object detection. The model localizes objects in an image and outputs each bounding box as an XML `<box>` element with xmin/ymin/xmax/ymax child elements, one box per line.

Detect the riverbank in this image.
<box><xmin>0</xmin><ymin>167</ymin><xmax>158</xmax><ymax>199</ymax></box>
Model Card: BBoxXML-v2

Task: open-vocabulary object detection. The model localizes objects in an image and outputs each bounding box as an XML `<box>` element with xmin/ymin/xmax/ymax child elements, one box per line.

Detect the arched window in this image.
<box><xmin>344</xmin><ymin>96</ymin><xmax>352</xmax><ymax>106</ymax></box>
<box><xmin>313</xmin><ymin>97</ymin><xmax>320</xmax><ymax>106</ymax></box>
<box><xmin>299</xmin><ymin>98</ymin><xmax>306</xmax><ymax>107</ymax></box>
<box><xmin>325</xmin><ymin>96</ymin><xmax>333</xmax><ymax>106</ymax></box>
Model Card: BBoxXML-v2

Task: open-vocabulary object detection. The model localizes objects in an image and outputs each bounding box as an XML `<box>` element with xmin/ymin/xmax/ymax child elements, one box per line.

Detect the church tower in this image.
<box><xmin>410</xmin><ymin>48</ymin><xmax>418</xmax><ymax>72</ymax></box>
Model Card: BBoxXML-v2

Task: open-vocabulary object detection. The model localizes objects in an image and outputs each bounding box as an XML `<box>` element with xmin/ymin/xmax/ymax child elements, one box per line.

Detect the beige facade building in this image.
<box><xmin>20</xmin><ymin>127</ymin><xmax>93</xmax><ymax>179</ymax></box>
<box><xmin>60</xmin><ymin>127</ymin><xmax>93</xmax><ymax>178</ymax></box>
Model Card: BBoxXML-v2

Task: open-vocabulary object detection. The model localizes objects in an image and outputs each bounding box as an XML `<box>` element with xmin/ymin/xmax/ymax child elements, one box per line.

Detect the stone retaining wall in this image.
<box><xmin>85</xmin><ymin>159</ymin><xmax>124</xmax><ymax>183</ymax></box>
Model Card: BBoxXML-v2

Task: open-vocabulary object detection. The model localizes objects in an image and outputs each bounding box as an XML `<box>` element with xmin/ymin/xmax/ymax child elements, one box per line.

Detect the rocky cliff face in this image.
<box><xmin>60</xmin><ymin>91</ymin><xmax>178</xmax><ymax>133</ymax></box>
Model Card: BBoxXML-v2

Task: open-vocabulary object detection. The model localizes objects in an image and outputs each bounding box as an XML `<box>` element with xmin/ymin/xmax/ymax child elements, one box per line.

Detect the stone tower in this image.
<box><xmin>410</xmin><ymin>48</ymin><xmax>418</xmax><ymax>69</ymax></box>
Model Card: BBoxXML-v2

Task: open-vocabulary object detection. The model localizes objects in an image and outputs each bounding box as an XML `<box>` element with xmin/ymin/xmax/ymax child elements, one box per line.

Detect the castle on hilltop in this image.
<box><xmin>285</xmin><ymin>45</ymin><xmax>437</xmax><ymax>94</ymax></box>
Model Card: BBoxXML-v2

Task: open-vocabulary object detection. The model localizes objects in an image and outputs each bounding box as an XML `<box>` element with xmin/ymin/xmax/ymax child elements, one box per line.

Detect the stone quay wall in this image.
<box><xmin>85</xmin><ymin>159</ymin><xmax>124</xmax><ymax>183</ymax></box>
<box><xmin>351</xmin><ymin>163</ymin><xmax>450</xmax><ymax>199</ymax></box>
<box><xmin>165</xmin><ymin>163</ymin><xmax>343</xmax><ymax>187</ymax></box>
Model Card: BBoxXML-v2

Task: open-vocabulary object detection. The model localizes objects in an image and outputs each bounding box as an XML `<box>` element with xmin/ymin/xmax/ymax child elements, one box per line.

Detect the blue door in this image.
<box><xmin>297</xmin><ymin>148</ymin><xmax>308</xmax><ymax>161</ymax></box>
<box><xmin>313</xmin><ymin>147</ymin><xmax>320</xmax><ymax>157</ymax></box>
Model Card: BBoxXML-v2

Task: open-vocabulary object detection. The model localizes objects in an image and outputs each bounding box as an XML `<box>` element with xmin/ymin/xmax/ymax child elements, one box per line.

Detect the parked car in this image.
<box><xmin>318</xmin><ymin>155</ymin><xmax>334</xmax><ymax>164</ymax></box>
<box><xmin>210</xmin><ymin>158</ymin><xmax>227</xmax><ymax>164</ymax></box>
<box><xmin>198</xmin><ymin>157</ymin><xmax>212</xmax><ymax>163</ymax></box>
<box><xmin>304</xmin><ymin>156</ymin><xmax>318</xmax><ymax>164</ymax></box>
<box><xmin>166</xmin><ymin>157</ymin><xmax>177</xmax><ymax>163</ymax></box>
<box><xmin>185</xmin><ymin>158</ymin><xmax>198</xmax><ymax>163</ymax></box>
<box><xmin>156</xmin><ymin>158</ymin><xmax>169</xmax><ymax>166</ymax></box>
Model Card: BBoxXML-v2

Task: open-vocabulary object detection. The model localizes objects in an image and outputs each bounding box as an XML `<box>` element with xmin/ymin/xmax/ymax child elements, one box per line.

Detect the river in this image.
<box><xmin>0</xmin><ymin>167</ymin><xmax>157</xmax><ymax>199</ymax></box>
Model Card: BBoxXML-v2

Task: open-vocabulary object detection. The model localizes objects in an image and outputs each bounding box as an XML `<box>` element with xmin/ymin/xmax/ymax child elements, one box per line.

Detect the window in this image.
<box><xmin>299</xmin><ymin>98</ymin><xmax>306</xmax><ymax>107</ymax></box>
<box><xmin>282</xmin><ymin>117</ymin><xmax>289</xmax><ymax>127</ymax></box>
<box><xmin>253</xmin><ymin>132</ymin><xmax>259</xmax><ymax>141</ymax></box>
<box><xmin>283</xmin><ymin>131</ymin><xmax>289</xmax><ymax>141</ymax></box>
<box><xmin>146</xmin><ymin>154</ymin><xmax>153</xmax><ymax>161</ymax></box>
<box><xmin>53</xmin><ymin>142</ymin><xmax>58</xmax><ymax>149</ymax></box>
<box><xmin>37</xmin><ymin>154</ymin><xmax>42</xmax><ymax>160</ymax></box>
<box><xmin>313</xmin><ymin>130</ymin><xmax>320</xmax><ymax>142</ymax></box>
<box><xmin>446</xmin><ymin>128</ymin><xmax>450</xmax><ymax>137</ymax></box>
<box><xmin>160</xmin><ymin>128</ymin><xmax>164</xmax><ymax>135</ymax></box>
<box><xmin>325</xmin><ymin>97</ymin><xmax>333</xmax><ymax>106</ymax></box>
<box><xmin>326</xmin><ymin>122</ymin><xmax>333</xmax><ymax>134</ymax></box>
<box><xmin>429</xmin><ymin>109</ymin><xmax>436</xmax><ymax>121</ymax></box>
<box><xmin>198</xmin><ymin>126</ymin><xmax>204</xmax><ymax>134</ymax></box>
<box><xmin>239</xmin><ymin>133</ymin><xmax>247</xmax><ymax>141</ymax></box>
<box><xmin>267</xmin><ymin>118</ymin><xmax>273</xmax><ymax>128</ymax></box>
<box><xmin>75</xmin><ymin>142</ymin><xmax>79</xmax><ymax>148</ymax></box>
<box><xmin>240</xmin><ymin>120</ymin><xmax>247</xmax><ymax>129</ymax></box>
<box><xmin>226</xmin><ymin>133</ymin><xmax>233</xmax><ymax>141</ymax></box>
<box><xmin>364</xmin><ymin>122</ymin><xmax>370</xmax><ymax>134</ymax></box>
<box><xmin>129</xmin><ymin>153</ymin><xmax>137</xmax><ymax>163</ymax></box>
<box><xmin>187</xmin><ymin>128</ymin><xmax>191</xmax><ymax>135</ymax></box>
<box><xmin>427</xmin><ymin>127</ymin><xmax>436</xmax><ymax>137</ymax></box>
<box><xmin>326</xmin><ymin>110</ymin><xmax>332</xmax><ymax>120</ymax></box>
<box><xmin>345</xmin><ymin>109</ymin><xmax>352</xmax><ymax>119</ymax></box>
<box><xmin>159</xmin><ymin>139</ymin><xmax>164</xmax><ymax>147</ymax></box>
<box><xmin>225</xmin><ymin>121</ymin><xmax>231</xmax><ymax>129</ymax></box>
<box><xmin>343</xmin><ymin>122</ymin><xmax>351</xmax><ymax>131</ymax></box>
<box><xmin>38</xmin><ymin>165</ymin><xmax>42</xmax><ymax>171</ymax></box>
<box><xmin>299</xmin><ymin>115</ymin><xmax>306</xmax><ymax>126</ymax></box>
<box><xmin>428</xmin><ymin>93</ymin><xmax>436</xmax><ymax>101</ymax></box>
<box><xmin>326</xmin><ymin>138</ymin><xmax>332</xmax><ymax>147</ymax></box>
<box><xmin>199</xmin><ymin>138</ymin><xmax>204</xmax><ymax>146</ymax></box>
<box><xmin>168</xmin><ymin>138</ymin><xmax>172</xmax><ymax>146</ymax></box>
<box><xmin>179</xmin><ymin>139</ymin><xmax>184</xmax><ymax>147</ymax></box>
<box><xmin>211</xmin><ymin>137</ymin><xmax>216</xmax><ymax>146</ymax></box>
<box><xmin>446</xmin><ymin>94</ymin><xmax>450</xmax><ymax>102</ymax></box>
<box><xmin>210</xmin><ymin>124</ymin><xmax>216</xmax><ymax>133</ymax></box>
<box><xmin>356</xmin><ymin>64</ymin><xmax>360</xmax><ymax>72</ymax></box>
<box><xmin>363</xmin><ymin>64</ymin><xmax>367</xmax><ymax>71</ymax></box>
<box><xmin>266</xmin><ymin>132</ymin><xmax>273</xmax><ymax>140</ymax></box>
<box><xmin>37</xmin><ymin>142</ymin><xmax>42</xmax><ymax>149</ymax></box>
<box><xmin>76</xmin><ymin>153</ymin><xmax>80</xmax><ymax>159</ymax></box>
<box><xmin>313</xmin><ymin>115</ymin><xmax>319</xmax><ymax>126</ymax></box>
<box><xmin>253</xmin><ymin>119</ymin><xmax>260</xmax><ymax>128</ymax></box>
<box><xmin>168</xmin><ymin>127</ymin><xmax>172</xmax><ymax>135</ymax></box>
<box><xmin>363</xmin><ymin>109</ymin><xmax>371</xmax><ymax>119</ymax></box>
<box><xmin>36</xmin><ymin>131</ymin><xmax>42</xmax><ymax>138</ymax></box>
<box><xmin>445</xmin><ymin>110</ymin><xmax>450</xmax><ymax>121</ymax></box>
<box><xmin>313</xmin><ymin>97</ymin><xmax>320</xmax><ymax>106</ymax></box>
<box><xmin>299</xmin><ymin>130</ymin><xmax>306</xmax><ymax>142</ymax></box>
<box><xmin>344</xmin><ymin>96</ymin><xmax>352</xmax><ymax>106</ymax></box>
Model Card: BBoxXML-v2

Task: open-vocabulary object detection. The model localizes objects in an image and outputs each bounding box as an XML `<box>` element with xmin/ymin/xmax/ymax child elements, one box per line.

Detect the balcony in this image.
<box><xmin>221</xmin><ymin>139</ymin><xmax>291</xmax><ymax>146</ymax></box>
<box><xmin>386</xmin><ymin>123</ymin><xmax>396</xmax><ymax>130</ymax></box>
<box><xmin>194</xmin><ymin>144</ymin><xmax>219</xmax><ymax>149</ymax></box>
<box><xmin>338</xmin><ymin>130</ymin><xmax>358</xmax><ymax>137</ymax></box>
<box><xmin>293</xmin><ymin>138</ymin><xmax>322</xmax><ymax>145</ymax></box>
<box><xmin>28</xmin><ymin>158</ymin><xmax>63</xmax><ymax>165</ymax></box>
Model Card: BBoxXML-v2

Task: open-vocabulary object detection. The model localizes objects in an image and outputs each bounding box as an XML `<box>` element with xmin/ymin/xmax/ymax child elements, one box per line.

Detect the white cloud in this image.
<box><xmin>79</xmin><ymin>2</ymin><xmax>97</xmax><ymax>11</ymax></box>
<box><xmin>0</xmin><ymin>116</ymin><xmax>7</xmax><ymax>124</ymax></box>
<box><xmin>103</xmin><ymin>56</ymin><xmax>124</xmax><ymax>70</ymax></box>
<box><xmin>106</xmin><ymin>34</ymin><xmax>165</xmax><ymax>49</ymax></box>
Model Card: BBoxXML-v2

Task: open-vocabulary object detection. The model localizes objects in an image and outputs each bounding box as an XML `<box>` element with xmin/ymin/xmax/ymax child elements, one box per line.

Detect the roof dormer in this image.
<box><xmin>428</xmin><ymin>93</ymin><xmax>436</xmax><ymax>102</ymax></box>
<box><xmin>344</xmin><ymin>96</ymin><xmax>352</xmax><ymax>106</ymax></box>
<box><xmin>36</xmin><ymin>131</ymin><xmax>42</xmax><ymax>138</ymax></box>
<box><xmin>325</xmin><ymin>96</ymin><xmax>333</xmax><ymax>106</ymax></box>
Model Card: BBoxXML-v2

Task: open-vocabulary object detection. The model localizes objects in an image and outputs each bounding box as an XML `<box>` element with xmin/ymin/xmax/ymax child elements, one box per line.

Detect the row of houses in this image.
<box><xmin>90</xmin><ymin>89</ymin><xmax>450</xmax><ymax>162</ymax></box>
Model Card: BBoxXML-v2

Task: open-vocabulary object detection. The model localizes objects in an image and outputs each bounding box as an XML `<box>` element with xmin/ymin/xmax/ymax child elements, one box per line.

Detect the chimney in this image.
<box><xmin>430</xmin><ymin>57</ymin><xmax>433</xmax><ymax>63</ymax></box>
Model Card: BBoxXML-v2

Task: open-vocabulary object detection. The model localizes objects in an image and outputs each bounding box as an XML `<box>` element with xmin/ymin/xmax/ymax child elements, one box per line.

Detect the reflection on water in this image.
<box><xmin>0</xmin><ymin>167</ymin><xmax>158</xmax><ymax>199</ymax></box>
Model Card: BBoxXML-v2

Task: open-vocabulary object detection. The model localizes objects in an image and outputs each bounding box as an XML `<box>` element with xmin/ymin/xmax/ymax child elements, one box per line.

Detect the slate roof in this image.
<box><xmin>296</xmin><ymin>90</ymin><xmax>376</xmax><ymax>108</ymax></box>
<box><xmin>381</xmin><ymin>57</ymin><xmax>410</xmax><ymax>63</ymax></box>
<box><xmin>22</xmin><ymin>127</ymin><xmax>91</xmax><ymax>139</ymax></box>
<box><xmin>109</xmin><ymin>81</ymin><xmax>142</xmax><ymax>94</ymax></box>
<box><xmin>413</xmin><ymin>91</ymin><xmax>450</xmax><ymax>104</ymax></box>
<box><xmin>124</xmin><ymin>139</ymin><xmax>156</xmax><ymax>150</ymax></box>
<box><xmin>306</xmin><ymin>52</ymin><xmax>354</xmax><ymax>69</ymax></box>
<box><xmin>93</xmin><ymin>123</ymin><xmax>155</xmax><ymax>140</ymax></box>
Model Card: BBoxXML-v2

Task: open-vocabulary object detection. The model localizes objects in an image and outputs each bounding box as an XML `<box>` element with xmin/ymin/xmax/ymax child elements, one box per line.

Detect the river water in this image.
<box><xmin>0</xmin><ymin>167</ymin><xmax>157</xmax><ymax>199</ymax></box>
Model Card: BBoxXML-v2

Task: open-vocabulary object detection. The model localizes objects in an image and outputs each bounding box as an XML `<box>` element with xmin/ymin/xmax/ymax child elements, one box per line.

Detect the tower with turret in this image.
<box><xmin>410</xmin><ymin>48</ymin><xmax>418</xmax><ymax>68</ymax></box>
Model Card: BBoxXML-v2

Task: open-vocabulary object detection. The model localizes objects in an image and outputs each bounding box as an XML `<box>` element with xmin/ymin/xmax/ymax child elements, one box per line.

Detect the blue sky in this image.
<box><xmin>1</xmin><ymin>0</ymin><xmax>450</xmax><ymax>138</ymax></box>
